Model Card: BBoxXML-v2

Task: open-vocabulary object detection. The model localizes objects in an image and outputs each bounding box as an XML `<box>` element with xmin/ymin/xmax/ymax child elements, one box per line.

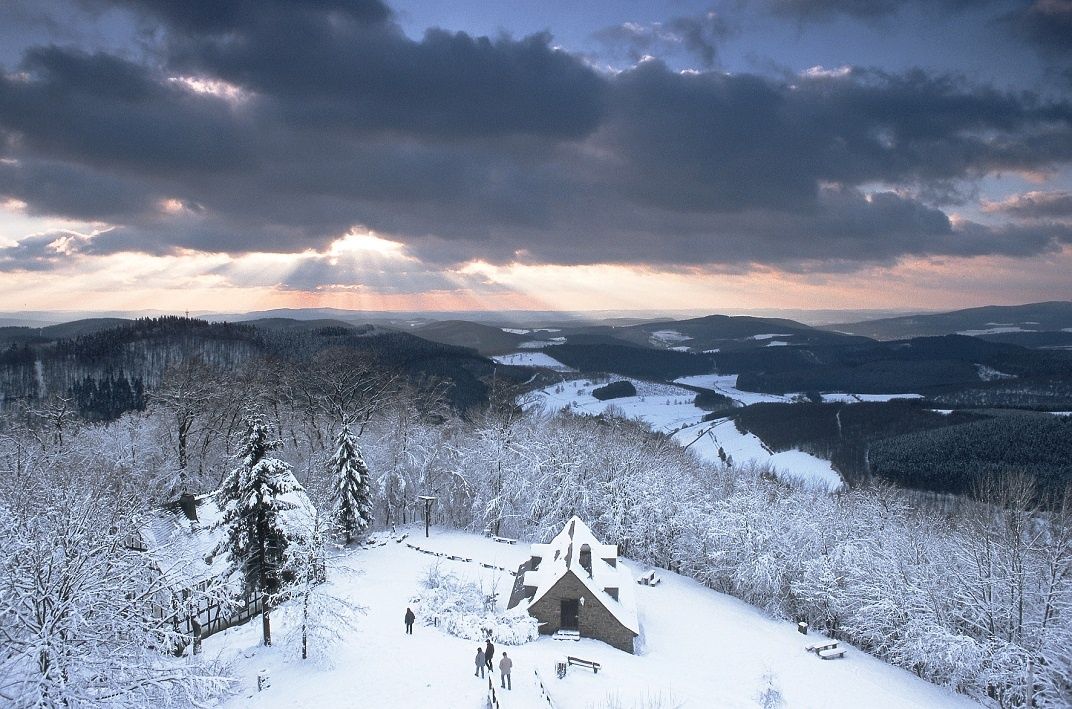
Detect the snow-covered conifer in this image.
<box><xmin>329</xmin><ymin>425</ymin><xmax>374</xmax><ymax>543</ymax></box>
<box><xmin>221</xmin><ymin>414</ymin><xmax>305</xmax><ymax>646</ymax></box>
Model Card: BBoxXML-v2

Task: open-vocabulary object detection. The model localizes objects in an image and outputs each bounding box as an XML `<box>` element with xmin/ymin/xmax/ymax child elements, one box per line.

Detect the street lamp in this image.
<box><xmin>417</xmin><ymin>495</ymin><xmax>437</xmax><ymax>538</ymax></box>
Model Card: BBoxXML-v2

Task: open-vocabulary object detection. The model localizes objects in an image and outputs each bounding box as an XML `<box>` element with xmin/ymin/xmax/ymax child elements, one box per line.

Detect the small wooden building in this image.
<box><xmin>508</xmin><ymin>516</ymin><xmax>639</xmax><ymax>653</ymax></box>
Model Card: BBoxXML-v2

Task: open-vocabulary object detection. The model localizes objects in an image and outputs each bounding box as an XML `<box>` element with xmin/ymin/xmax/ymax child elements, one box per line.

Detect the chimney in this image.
<box><xmin>178</xmin><ymin>492</ymin><xmax>198</xmax><ymax>522</ymax></box>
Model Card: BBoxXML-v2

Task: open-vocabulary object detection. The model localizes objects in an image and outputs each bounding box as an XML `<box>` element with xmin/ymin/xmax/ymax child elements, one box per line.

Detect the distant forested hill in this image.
<box><xmin>0</xmin><ymin>317</ymin><xmax>512</xmax><ymax>420</ymax></box>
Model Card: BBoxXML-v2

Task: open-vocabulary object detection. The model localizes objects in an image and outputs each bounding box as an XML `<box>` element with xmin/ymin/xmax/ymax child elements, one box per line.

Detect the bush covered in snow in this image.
<box><xmin>418</xmin><ymin>564</ymin><xmax>538</xmax><ymax>645</ymax></box>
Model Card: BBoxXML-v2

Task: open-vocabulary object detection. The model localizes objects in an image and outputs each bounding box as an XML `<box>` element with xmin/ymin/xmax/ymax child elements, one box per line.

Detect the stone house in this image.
<box><xmin>508</xmin><ymin>516</ymin><xmax>639</xmax><ymax>653</ymax></box>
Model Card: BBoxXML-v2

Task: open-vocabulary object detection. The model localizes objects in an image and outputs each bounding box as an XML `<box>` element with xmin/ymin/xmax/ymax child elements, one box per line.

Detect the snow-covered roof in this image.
<box><xmin>138</xmin><ymin>487</ymin><xmax>316</xmax><ymax>591</ymax></box>
<box><xmin>523</xmin><ymin>516</ymin><xmax>639</xmax><ymax>635</ymax></box>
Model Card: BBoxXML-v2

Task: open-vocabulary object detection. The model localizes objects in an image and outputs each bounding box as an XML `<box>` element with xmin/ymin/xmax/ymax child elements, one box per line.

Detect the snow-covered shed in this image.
<box><xmin>508</xmin><ymin>516</ymin><xmax>639</xmax><ymax>653</ymax></box>
<box><xmin>135</xmin><ymin>488</ymin><xmax>316</xmax><ymax>640</ymax></box>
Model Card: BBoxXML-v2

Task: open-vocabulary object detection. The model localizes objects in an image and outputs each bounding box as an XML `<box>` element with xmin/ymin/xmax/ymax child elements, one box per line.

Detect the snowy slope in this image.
<box><xmin>213</xmin><ymin>528</ymin><xmax>979</xmax><ymax>708</ymax></box>
<box><xmin>491</xmin><ymin>352</ymin><xmax>576</xmax><ymax>372</ymax></box>
<box><xmin>674</xmin><ymin>419</ymin><xmax>845</xmax><ymax>492</ymax></box>
<box><xmin>524</xmin><ymin>377</ymin><xmax>846</xmax><ymax>489</ymax></box>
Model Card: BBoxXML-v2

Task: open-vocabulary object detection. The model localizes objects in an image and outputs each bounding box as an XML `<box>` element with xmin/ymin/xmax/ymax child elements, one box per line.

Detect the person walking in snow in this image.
<box><xmin>404</xmin><ymin>607</ymin><xmax>415</xmax><ymax>634</ymax></box>
<box><xmin>484</xmin><ymin>639</ymin><xmax>495</xmax><ymax>672</ymax></box>
<box><xmin>499</xmin><ymin>652</ymin><xmax>513</xmax><ymax>690</ymax></box>
<box><xmin>474</xmin><ymin>647</ymin><xmax>486</xmax><ymax>678</ymax></box>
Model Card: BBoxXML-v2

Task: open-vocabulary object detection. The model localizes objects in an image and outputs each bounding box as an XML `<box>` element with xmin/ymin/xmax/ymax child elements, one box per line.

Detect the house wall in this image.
<box><xmin>527</xmin><ymin>571</ymin><xmax>635</xmax><ymax>654</ymax></box>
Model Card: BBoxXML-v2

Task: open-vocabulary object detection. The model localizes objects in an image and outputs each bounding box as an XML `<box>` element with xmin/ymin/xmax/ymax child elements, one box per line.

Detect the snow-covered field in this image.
<box><xmin>492</xmin><ymin>352</ymin><xmax>576</xmax><ymax>372</ymax></box>
<box><xmin>212</xmin><ymin>527</ymin><xmax>978</xmax><ymax>708</ymax></box>
<box><xmin>522</xmin><ymin>378</ymin><xmax>705</xmax><ymax>433</ymax></box>
<box><xmin>673</xmin><ymin>374</ymin><xmax>793</xmax><ymax>406</ymax></box>
<box><xmin>674</xmin><ymin>374</ymin><xmax>923</xmax><ymax>406</ymax></box>
<box><xmin>674</xmin><ymin>418</ymin><xmax>845</xmax><ymax>492</ymax></box>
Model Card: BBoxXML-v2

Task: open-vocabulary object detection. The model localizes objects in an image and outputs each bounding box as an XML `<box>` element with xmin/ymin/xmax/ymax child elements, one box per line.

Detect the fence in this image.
<box><xmin>405</xmin><ymin>541</ymin><xmax>518</xmax><ymax>576</ymax></box>
<box><xmin>533</xmin><ymin>670</ymin><xmax>557</xmax><ymax>708</ymax></box>
<box><xmin>487</xmin><ymin>676</ymin><xmax>502</xmax><ymax>709</ymax></box>
<box><xmin>149</xmin><ymin>583</ymin><xmax>264</xmax><ymax>642</ymax></box>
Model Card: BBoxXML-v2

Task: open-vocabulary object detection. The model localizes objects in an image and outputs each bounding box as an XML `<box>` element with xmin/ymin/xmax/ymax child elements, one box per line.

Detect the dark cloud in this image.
<box><xmin>0</xmin><ymin>158</ymin><xmax>154</xmax><ymax>220</ymax></box>
<box><xmin>0</xmin><ymin>47</ymin><xmax>257</xmax><ymax>174</ymax></box>
<box><xmin>0</xmin><ymin>230</ymin><xmax>93</xmax><ymax>271</ymax></box>
<box><xmin>96</xmin><ymin>0</ymin><xmax>391</xmax><ymax>33</ymax></box>
<box><xmin>1005</xmin><ymin>0</ymin><xmax>1072</xmax><ymax>56</ymax></box>
<box><xmin>593</xmin><ymin>12</ymin><xmax>734</xmax><ymax>69</ymax></box>
<box><xmin>984</xmin><ymin>190</ymin><xmax>1072</xmax><ymax>217</ymax></box>
<box><xmin>1</xmin><ymin>0</ymin><xmax>1071</xmax><ymax>274</ymax></box>
<box><xmin>768</xmin><ymin>0</ymin><xmax>1000</xmax><ymax>20</ymax></box>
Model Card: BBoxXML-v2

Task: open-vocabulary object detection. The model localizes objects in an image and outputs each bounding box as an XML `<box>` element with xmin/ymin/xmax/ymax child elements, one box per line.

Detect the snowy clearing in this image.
<box><xmin>649</xmin><ymin>329</ymin><xmax>692</xmax><ymax>343</ymax></box>
<box><xmin>673</xmin><ymin>374</ymin><xmax>792</xmax><ymax>406</ymax></box>
<box><xmin>502</xmin><ymin>327</ymin><xmax>531</xmax><ymax>334</ymax></box>
<box><xmin>492</xmin><ymin>352</ymin><xmax>576</xmax><ymax>372</ymax></box>
<box><xmin>674</xmin><ymin>374</ymin><xmax>923</xmax><ymax>406</ymax></box>
<box><xmin>749</xmin><ymin>333</ymin><xmax>793</xmax><ymax>340</ymax></box>
<box><xmin>976</xmin><ymin>364</ymin><xmax>1016</xmax><ymax>381</ymax></box>
<box><xmin>765</xmin><ymin>340</ymin><xmax>790</xmax><ymax>347</ymax></box>
<box><xmin>674</xmin><ymin>418</ymin><xmax>845</xmax><ymax>492</ymax></box>
<box><xmin>957</xmin><ymin>326</ymin><xmax>1028</xmax><ymax>336</ymax></box>
<box><xmin>518</xmin><ymin>337</ymin><xmax>567</xmax><ymax>349</ymax></box>
<box><xmin>212</xmin><ymin>528</ymin><xmax>977</xmax><ymax>709</ymax></box>
<box><xmin>820</xmin><ymin>392</ymin><xmax>924</xmax><ymax>403</ymax></box>
<box><xmin>522</xmin><ymin>378</ymin><xmax>705</xmax><ymax>434</ymax></box>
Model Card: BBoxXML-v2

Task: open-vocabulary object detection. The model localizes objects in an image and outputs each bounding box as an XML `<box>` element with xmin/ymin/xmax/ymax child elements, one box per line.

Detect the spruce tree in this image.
<box><xmin>329</xmin><ymin>425</ymin><xmax>374</xmax><ymax>544</ymax></box>
<box><xmin>220</xmin><ymin>414</ymin><xmax>304</xmax><ymax>646</ymax></box>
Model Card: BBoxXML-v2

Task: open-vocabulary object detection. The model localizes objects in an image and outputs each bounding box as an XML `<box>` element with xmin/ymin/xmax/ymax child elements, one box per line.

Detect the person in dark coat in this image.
<box><xmin>404</xmin><ymin>607</ymin><xmax>415</xmax><ymax>634</ymax></box>
<box><xmin>474</xmin><ymin>647</ymin><xmax>486</xmax><ymax>678</ymax></box>
<box><xmin>484</xmin><ymin>639</ymin><xmax>495</xmax><ymax>672</ymax></box>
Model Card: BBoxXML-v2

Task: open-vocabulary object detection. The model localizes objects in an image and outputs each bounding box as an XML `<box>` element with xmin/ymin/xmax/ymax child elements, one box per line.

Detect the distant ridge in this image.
<box><xmin>823</xmin><ymin>301</ymin><xmax>1072</xmax><ymax>340</ymax></box>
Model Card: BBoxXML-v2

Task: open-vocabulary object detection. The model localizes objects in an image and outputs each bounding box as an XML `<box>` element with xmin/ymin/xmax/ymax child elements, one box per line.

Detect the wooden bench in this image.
<box><xmin>567</xmin><ymin>656</ymin><xmax>601</xmax><ymax>674</ymax></box>
<box><xmin>637</xmin><ymin>570</ymin><xmax>661</xmax><ymax>586</ymax></box>
<box><xmin>492</xmin><ymin>536</ymin><xmax>518</xmax><ymax>545</ymax></box>
<box><xmin>806</xmin><ymin>639</ymin><xmax>844</xmax><ymax>656</ymax></box>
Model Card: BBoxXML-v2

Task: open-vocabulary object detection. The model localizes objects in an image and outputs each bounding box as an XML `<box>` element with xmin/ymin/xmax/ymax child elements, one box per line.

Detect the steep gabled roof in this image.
<box><xmin>522</xmin><ymin>516</ymin><xmax>639</xmax><ymax>635</ymax></box>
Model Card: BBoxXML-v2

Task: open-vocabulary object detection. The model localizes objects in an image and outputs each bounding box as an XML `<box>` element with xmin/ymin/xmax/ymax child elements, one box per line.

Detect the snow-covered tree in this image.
<box><xmin>0</xmin><ymin>489</ymin><xmax>229</xmax><ymax>706</ymax></box>
<box><xmin>220</xmin><ymin>414</ymin><xmax>305</xmax><ymax>646</ymax></box>
<box><xmin>279</xmin><ymin>512</ymin><xmax>364</xmax><ymax>665</ymax></box>
<box><xmin>329</xmin><ymin>424</ymin><xmax>374</xmax><ymax>544</ymax></box>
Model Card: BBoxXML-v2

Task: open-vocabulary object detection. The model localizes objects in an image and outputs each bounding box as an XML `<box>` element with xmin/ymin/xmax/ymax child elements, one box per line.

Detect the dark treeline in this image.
<box><xmin>545</xmin><ymin>343</ymin><xmax>714</xmax><ymax>380</ymax></box>
<box><xmin>0</xmin><ymin>317</ymin><xmax>525</xmax><ymax>420</ymax></box>
<box><xmin>870</xmin><ymin>415</ymin><xmax>1072</xmax><ymax>497</ymax></box>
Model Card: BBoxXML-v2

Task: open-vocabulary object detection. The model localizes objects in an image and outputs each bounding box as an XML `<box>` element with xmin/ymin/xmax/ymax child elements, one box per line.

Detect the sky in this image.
<box><xmin>0</xmin><ymin>0</ymin><xmax>1070</xmax><ymax>314</ymax></box>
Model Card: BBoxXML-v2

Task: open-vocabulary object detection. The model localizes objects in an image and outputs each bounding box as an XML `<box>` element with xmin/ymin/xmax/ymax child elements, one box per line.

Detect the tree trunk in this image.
<box><xmin>302</xmin><ymin>592</ymin><xmax>309</xmax><ymax>660</ymax></box>
<box><xmin>262</xmin><ymin>607</ymin><xmax>272</xmax><ymax>647</ymax></box>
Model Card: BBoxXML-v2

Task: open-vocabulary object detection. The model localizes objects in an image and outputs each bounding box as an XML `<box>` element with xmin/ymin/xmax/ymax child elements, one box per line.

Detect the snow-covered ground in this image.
<box><xmin>674</xmin><ymin>374</ymin><xmax>923</xmax><ymax>407</ymax></box>
<box><xmin>649</xmin><ymin>329</ymin><xmax>692</xmax><ymax>345</ymax></box>
<box><xmin>492</xmin><ymin>352</ymin><xmax>576</xmax><ymax>372</ymax></box>
<box><xmin>522</xmin><ymin>378</ymin><xmax>706</xmax><ymax>434</ymax></box>
<box><xmin>957</xmin><ymin>326</ymin><xmax>1028</xmax><ymax>336</ymax></box>
<box><xmin>673</xmin><ymin>374</ymin><xmax>793</xmax><ymax>406</ymax></box>
<box><xmin>212</xmin><ymin>527</ymin><xmax>979</xmax><ymax>708</ymax></box>
<box><xmin>820</xmin><ymin>393</ymin><xmax>924</xmax><ymax>403</ymax></box>
<box><xmin>518</xmin><ymin>337</ymin><xmax>567</xmax><ymax>349</ymax></box>
<box><xmin>674</xmin><ymin>418</ymin><xmax>845</xmax><ymax>492</ymax></box>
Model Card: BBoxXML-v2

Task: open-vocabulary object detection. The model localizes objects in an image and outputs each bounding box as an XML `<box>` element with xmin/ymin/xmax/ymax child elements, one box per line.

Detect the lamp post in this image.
<box><xmin>418</xmin><ymin>495</ymin><xmax>437</xmax><ymax>538</ymax></box>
